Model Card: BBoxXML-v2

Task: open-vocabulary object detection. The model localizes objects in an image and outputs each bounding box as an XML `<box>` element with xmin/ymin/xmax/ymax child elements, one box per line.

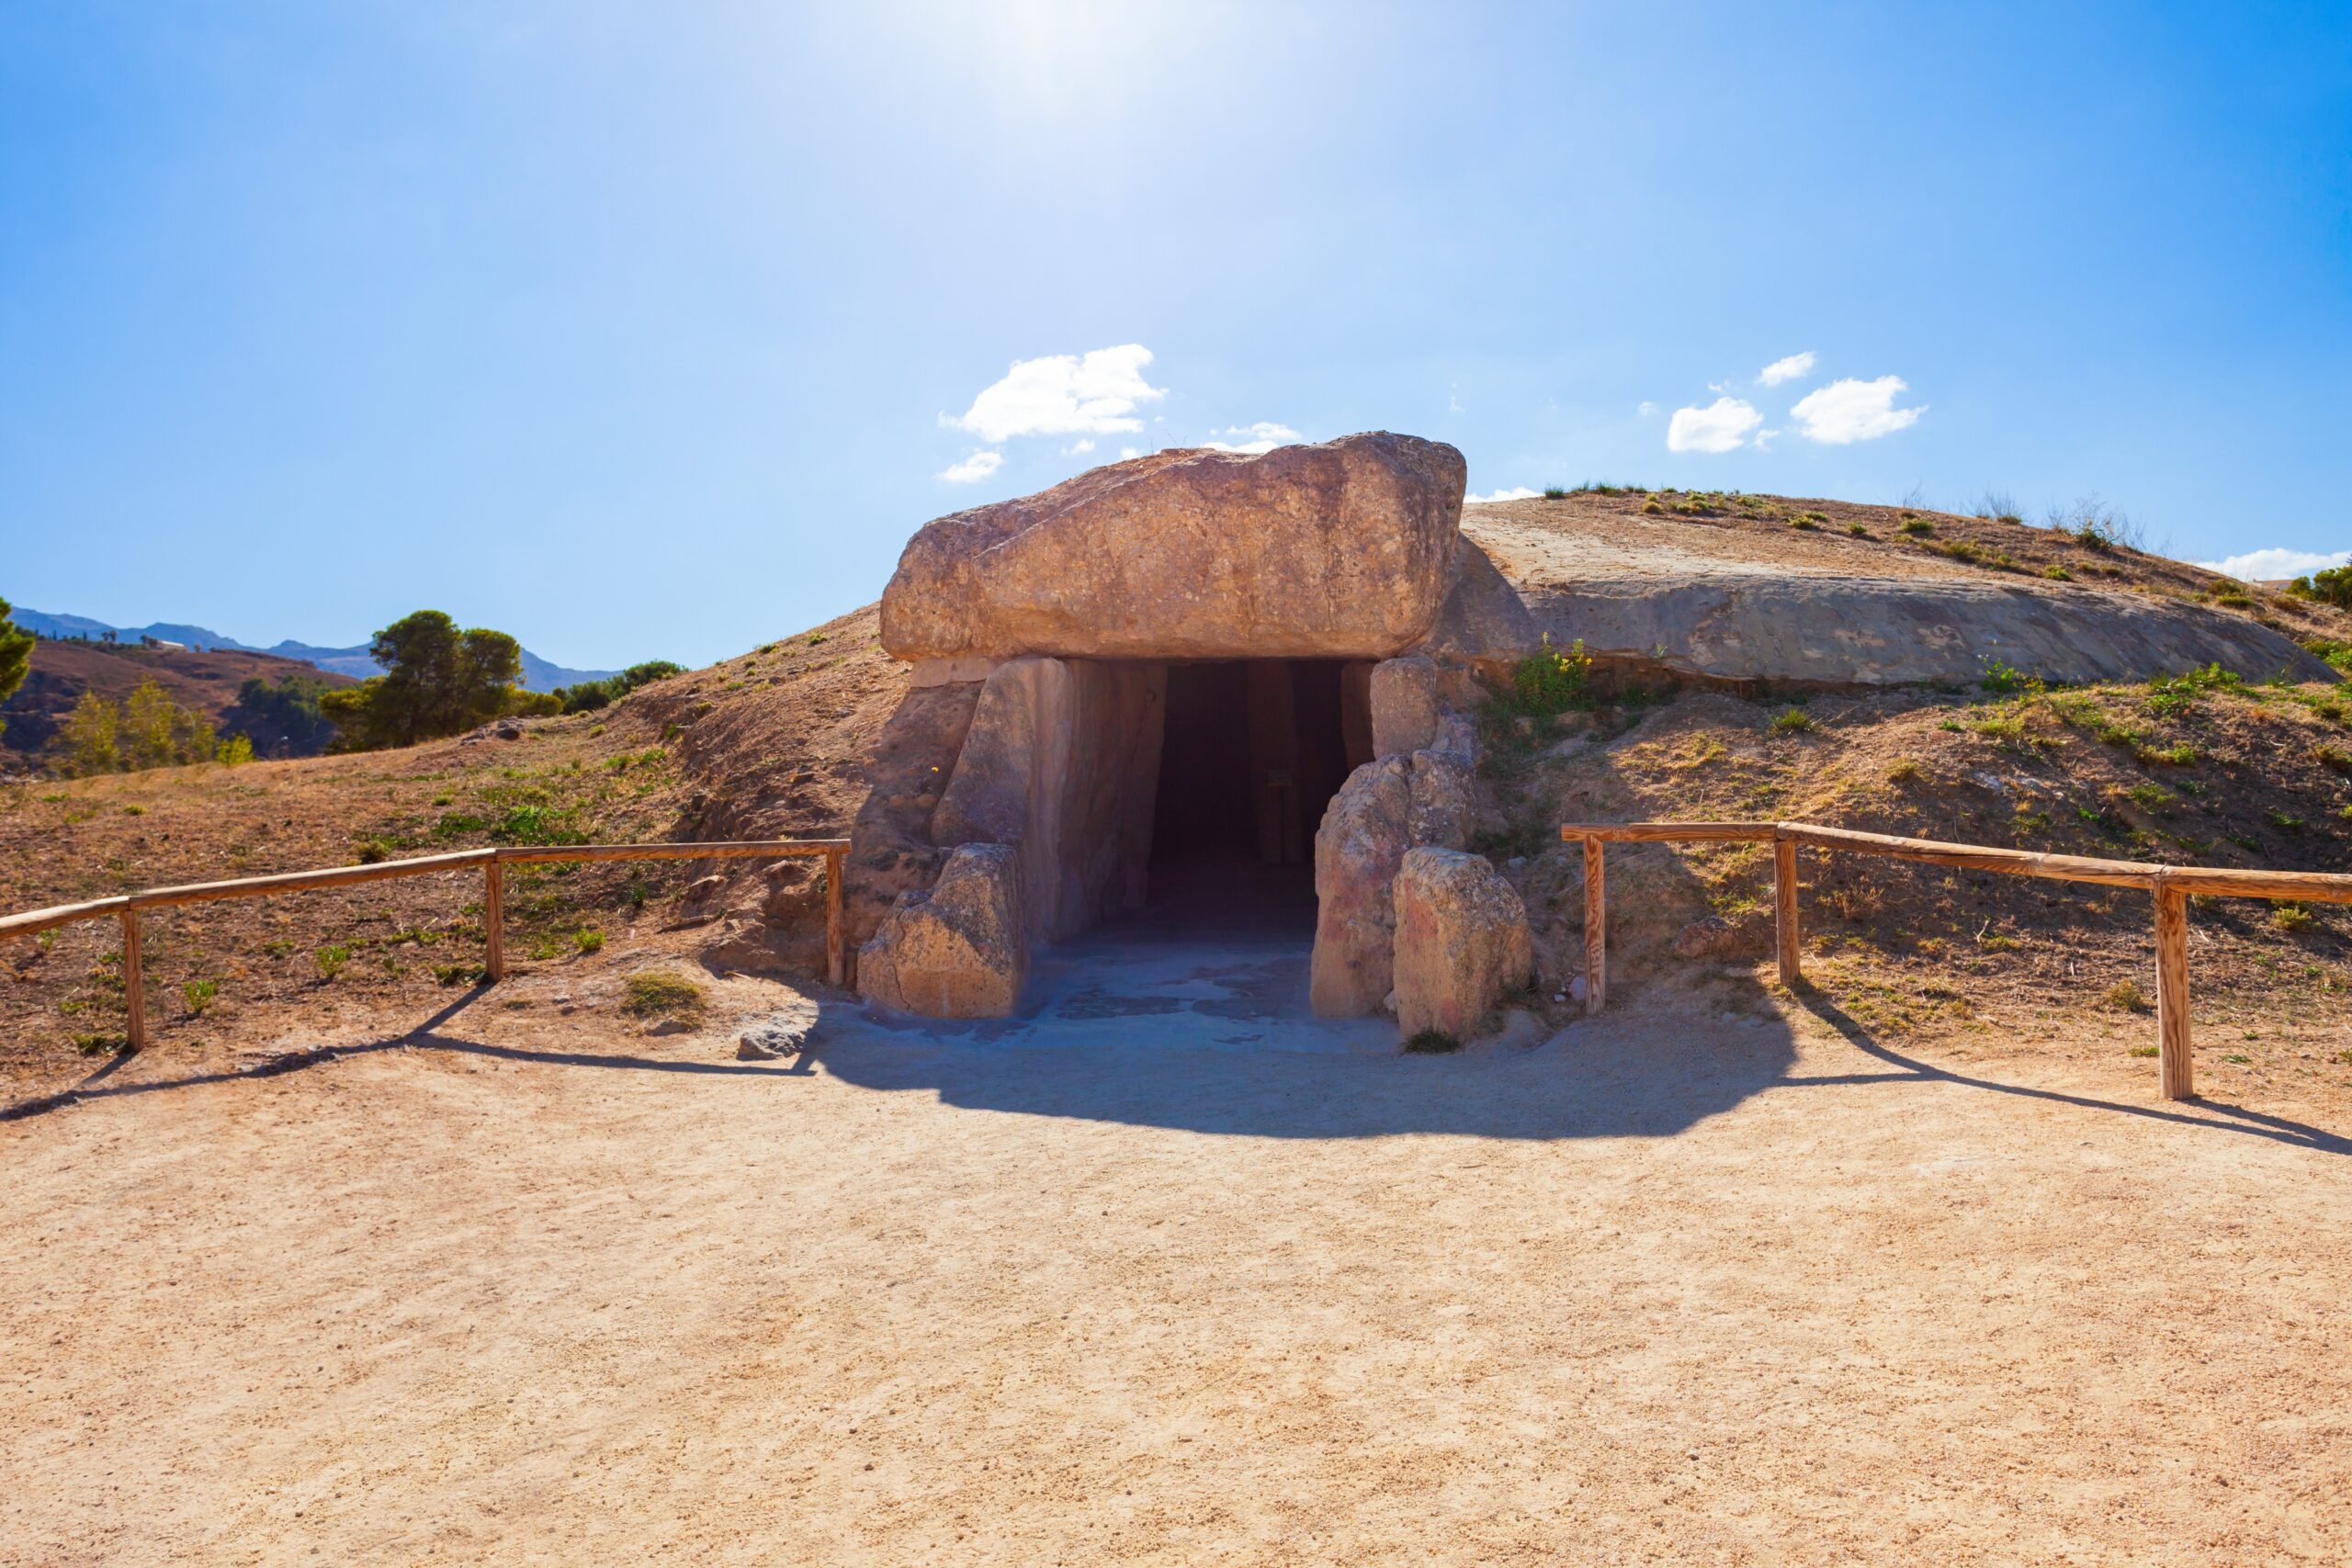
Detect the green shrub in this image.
<box><xmin>2103</xmin><ymin>980</ymin><xmax>2152</xmax><ymax>1013</ymax></box>
<box><xmin>2314</xmin><ymin>744</ymin><xmax>2352</xmax><ymax>775</ymax></box>
<box><xmin>2275</xmin><ymin>902</ymin><xmax>2316</xmax><ymax>934</ymax></box>
<box><xmin>1542</xmin><ymin>485</ymin><xmax>1569</xmax><ymax>500</ymax></box>
<box><xmin>181</xmin><ymin>978</ymin><xmax>219</xmax><ymax>1016</ymax></box>
<box><xmin>555</xmin><ymin>660</ymin><xmax>686</xmax><ymax>716</ymax></box>
<box><xmin>1970</xmin><ymin>709</ymin><xmax>2028</xmax><ymax>742</ymax></box>
<box><xmin>492</xmin><ymin>803</ymin><xmax>586</xmax><ymax>847</ymax></box>
<box><xmin>2041</xmin><ymin>565</ymin><xmax>2075</xmax><ymax>581</ymax></box>
<box><xmin>1897</xmin><ymin>515</ymin><xmax>1934</xmax><ymax>537</ymax></box>
<box><xmin>1848</xmin><ymin>523</ymin><xmax>1871</xmax><ymax>538</ymax></box>
<box><xmin>623</xmin><ymin>970</ymin><xmax>706</xmax><ymax>1023</ymax></box>
<box><xmin>2301</xmin><ymin>638</ymin><xmax>2352</xmax><ymax>673</ymax></box>
<box><xmin>315</xmin><ymin>944</ymin><xmax>351</xmax><ymax>981</ymax></box>
<box><xmin>1402</xmin><ymin>1029</ymin><xmax>1461</xmax><ymax>1054</ymax></box>
<box><xmin>1510</xmin><ymin>636</ymin><xmax>1593</xmax><ymax>715</ymax></box>
<box><xmin>2146</xmin><ymin>665</ymin><xmax>2243</xmax><ymax>718</ymax></box>
<box><xmin>1770</xmin><ymin>707</ymin><xmax>1816</xmax><ymax>734</ymax></box>
<box><xmin>1979</xmin><ymin>659</ymin><xmax>2038</xmax><ymax>695</ymax></box>
<box><xmin>573</xmin><ymin>929</ymin><xmax>606</xmax><ymax>954</ymax></box>
<box><xmin>2289</xmin><ymin>566</ymin><xmax>2352</xmax><ymax>609</ymax></box>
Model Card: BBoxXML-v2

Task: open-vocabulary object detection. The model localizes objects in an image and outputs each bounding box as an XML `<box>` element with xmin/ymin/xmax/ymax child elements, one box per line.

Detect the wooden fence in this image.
<box><xmin>1562</xmin><ymin>820</ymin><xmax>2352</xmax><ymax>1101</ymax></box>
<box><xmin>0</xmin><ymin>839</ymin><xmax>851</xmax><ymax>1049</ymax></box>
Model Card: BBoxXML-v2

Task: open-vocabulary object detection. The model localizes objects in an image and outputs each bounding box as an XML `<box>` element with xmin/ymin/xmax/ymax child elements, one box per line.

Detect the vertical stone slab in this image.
<box><xmin>1309</xmin><ymin>756</ymin><xmax>1414</xmax><ymax>1015</ymax></box>
<box><xmin>1391</xmin><ymin>847</ymin><xmax>1533</xmax><ymax>1040</ymax></box>
<box><xmin>1053</xmin><ymin>660</ymin><xmax>1167</xmax><ymax>931</ymax></box>
<box><xmin>857</xmin><ymin>842</ymin><xmax>1030</xmax><ymax>1019</ymax></box>
<box><xmin>1370</xmin><ymin>655</ymin><xmax>1440</xmax><ymax>758</ymax></box>
<box><xmin>933</xmin><ymin>655</ymin><xmax>1168</xmax><ymax>947</ymax></box>
<box><xmin>1340</xmin><ymin>660</ymin><xmax>1376</xmax><ymax>771</ymax></box>
<box><xmin>1246</xmin><ymin>661</ymin><xmax>1304</xmax><ymax>865</ymax></box>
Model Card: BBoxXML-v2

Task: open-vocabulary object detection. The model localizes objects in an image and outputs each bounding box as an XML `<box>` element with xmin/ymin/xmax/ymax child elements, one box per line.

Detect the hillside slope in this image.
<box><xmin>1455</xmin><ymin>490</ymin><xmax>2346</xmax><ymax>688</ymax></box>
<box><xmin>8</xmin><ymin>496</ymin><xmax>2352</xmax><ymax>1108</ymax></box>
<box><xmin>10</xmin><ymin>608</ymin><xmax>619</xmax><ymax>692</ymax></box>
<box><xmin>0</xmin><ymin>641</ymin><xmax>358</xmax><ymax>763</ymax></box>
<box><xmin>0</xmin><ymin>606</ymin><xmax>906</xmax><ymax>1099</ymax></box>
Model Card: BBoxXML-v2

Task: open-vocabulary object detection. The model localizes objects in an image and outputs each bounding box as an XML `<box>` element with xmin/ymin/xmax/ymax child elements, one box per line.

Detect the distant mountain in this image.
<box><xmin>0</xmin><ymin>639</ymin><xmax>357</xmax><ymax>761</ymax></box>
<box><xmin>8</xmin><ymin>609</ymin><xmax>619</xmax><ymax>694</ymax></box>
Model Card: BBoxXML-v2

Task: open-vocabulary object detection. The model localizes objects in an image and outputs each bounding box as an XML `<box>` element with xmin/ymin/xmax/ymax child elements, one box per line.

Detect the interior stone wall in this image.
<box><xmin>933</xmin><ymin>656</ymin><xmax>1167</xmax><ymax>944</ymax></box>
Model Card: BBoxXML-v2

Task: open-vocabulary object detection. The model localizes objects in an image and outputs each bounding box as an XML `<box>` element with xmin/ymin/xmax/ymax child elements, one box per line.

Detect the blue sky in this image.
<box><xmin>4</xmin><ymin>2</ymin><xmax>2348</xmax><ymax>670</ymax></box>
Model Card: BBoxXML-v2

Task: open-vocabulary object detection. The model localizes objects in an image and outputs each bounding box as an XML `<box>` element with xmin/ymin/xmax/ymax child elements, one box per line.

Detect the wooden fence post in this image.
<box><xmin>1583</xmin><ymin>835</ymin><xmax>1606</xmax><ymax>1015</ymax></box>
<box><xmin>2154</xmin><ymin>880</ymin><xmax>2193</xmax><ymax>1100</ymax></box>
<box><xmin>119</xmin><ymin>907</ymin><xmax>146</xmax><ymax>1050</ymax></box>
<box><xmin>483</xmin><ymin>858</ymin><xmax>505</xmax><ymax>982</ymax></box>
<box><xmin>824</xmin><ymin>846</ymin><xmax>846</xmax><ymax>987</ymax></box>
<box><xmin>1773</xmin><ymin>833</ymin><xmax>1803</xmax><ymax>986</ymax></box>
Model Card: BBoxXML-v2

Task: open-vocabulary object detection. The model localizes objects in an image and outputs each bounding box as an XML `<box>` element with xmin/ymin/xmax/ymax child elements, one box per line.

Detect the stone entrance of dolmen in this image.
<box><xmin>851</xmin><ymin>432</ymin><xmax>1510</xmax><ymax>1024</ymax></box>
<box><xmin>1144</xmin><ymin>660</ymin><xmax>1363</xmax><ymax>935</ymax></box>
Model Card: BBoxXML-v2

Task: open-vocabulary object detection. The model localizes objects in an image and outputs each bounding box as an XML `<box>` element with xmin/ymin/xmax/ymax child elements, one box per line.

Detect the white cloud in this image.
<box><xmin>1465</xmin><ymin>486</ymin><xmax>1543</xmax><ymax>505</ymax></box>
<box><xmin>1752</xmin><ymin>427</ymin><xmax>1780</xmax><ymax>451</ymax></box>
<box><xmin>1064</xmin><ymin>438</ymin><xmax>1096</xmax><ymax>455</ymax></box>
<box><xmin>936</xmin><ymin>449</ymin><xmax>1003</xmax><ymax>484</ymax></box>
<box><xmin>1790</xmin><ymin>376</ymin><xmax>1924</xmax><ymax>444</ymax></box>
<box><xmin>1637</xmin><ymin>400</ymin><xmax>1657</xmax><ymax>416</ymax></box>
<box><xmin>2194</xmin><ymin>547</ymin><xmax>2351</xmax><ymax>582</ymax></box>
<box><xmin>1707</xmin><ymin>379</ymin><xmax>1732</xmax><ymax>394</ymax></box>
<box><xmin>1667</xmin><ymin>397</ymin><xmax>1763</xmax><ymax>454</ymax></box>
<box><xmin>1118</xmin><ymin>446</ymin><xmax>1143</xmax><ymax>460</ymax></box>
<box><xmin>1201</xmin><ymin>421</ymin><xmax>1303</xmax><ymax>456</ymax></box>
<box><xmin>1758</xmin><ymin>351</ymin><xmax>1817</xmax><ymax>387</ymax></box>
<box><xmin>944</xmin><ymin>344</ymin><xmax>1167</xmax><ymax>444</ymax></box>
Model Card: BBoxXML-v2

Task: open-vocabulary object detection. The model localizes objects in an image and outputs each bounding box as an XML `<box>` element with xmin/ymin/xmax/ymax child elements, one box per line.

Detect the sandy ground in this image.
<box><xmin>6</xmin><ymin>938</ymin><xmax>2351</xmax><ymax>1565</ymax></box>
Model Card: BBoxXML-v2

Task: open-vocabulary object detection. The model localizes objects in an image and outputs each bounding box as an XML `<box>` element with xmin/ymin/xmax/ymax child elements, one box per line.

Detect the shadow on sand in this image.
<box><xmin>7</xmin><ymin>953</ymin><xmax>2347</xmax><ymax>1156</ymax></box>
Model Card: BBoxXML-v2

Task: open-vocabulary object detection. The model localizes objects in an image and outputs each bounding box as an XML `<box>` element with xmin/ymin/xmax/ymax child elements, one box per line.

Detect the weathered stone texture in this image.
<box><xmin>1308</xmin><ymin>750</ymin><xmax>1480</xmax><ymax>1016</ymax></box>
<box><xmin>1391</xmin><ymin>848</ymin><xmax>1533</xmax><ymax>1040</ymax></box>
<box><xmin>1369</xmin><ymin>655</ymin><xmax>1440</xmax><ymax>758</ymax></box>
<box><xmin>1460</xmin><ymin>511</ymin><xmax>2337</xmax><ymax>686</ymax></box>
<box><xmin>881</xmin><ymin>433</ymin><xmax>1465</xmax><ymax>661</ymax></box>
<box><xmin>842</xmin><ymin>682</ymin><xmax>983</xmax><ymax>952</ymax></box>
<box><xmin>857</xmin><ymin>842</ymin><xmax>1029</xmax><ymax>1018</ymax></box>
<box><xmin>933</xmin><ymin>656</ymin><xmax>1164</xmax><ymax>943</ymax></box>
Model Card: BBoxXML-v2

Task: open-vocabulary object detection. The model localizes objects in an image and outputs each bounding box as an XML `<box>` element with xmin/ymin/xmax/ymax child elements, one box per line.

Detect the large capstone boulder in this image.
<box><xmin>881</xmin><ymin>433</ymin><xmax>1467</xmax><ymax>661</ymax></box>
<box><xmin>1308</xmin><ymin>750</ymin><xmax>1480</xmax><ymax>1016</ymax></box>
<box><xmin>1391</xmin><ymin>848</ymin><xmax>1534</xmax><ymax>1041</ymax></box>
<box><xmin>857</xmin><ymin>842</ymin><xmax>1029</xmax><ymax>1018</ymax></box>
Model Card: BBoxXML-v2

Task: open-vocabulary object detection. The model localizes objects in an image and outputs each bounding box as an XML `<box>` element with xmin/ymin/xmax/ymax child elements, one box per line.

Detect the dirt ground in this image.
<box><xmin>6</xmin><ymin>946</ymin><xmax>2349</xmax><ymax>1565</ymax></box>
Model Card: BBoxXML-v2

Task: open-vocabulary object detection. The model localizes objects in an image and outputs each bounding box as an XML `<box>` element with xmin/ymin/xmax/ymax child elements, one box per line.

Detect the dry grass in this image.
<box><xmin>0</xmin><ymin>606</ymin><xmax>903</xmax><ymax>1101</ymax></box>
<box><xmin>1474</xmin><ymin>488</ymin><xmax>2352</xmax><ymax>652</ymax></box>
<box><xmin>1481</xmin><ymin>676</ymin><xmax>2352</xmax><ymax>1066</ymax></box>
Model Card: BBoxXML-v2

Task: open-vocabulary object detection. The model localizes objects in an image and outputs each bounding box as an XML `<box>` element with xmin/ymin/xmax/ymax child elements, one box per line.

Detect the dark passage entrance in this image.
<box><xmin>1142</xmin><ymin>660</ymin><xmax>1361</xmax><ymax>937</ymax></box>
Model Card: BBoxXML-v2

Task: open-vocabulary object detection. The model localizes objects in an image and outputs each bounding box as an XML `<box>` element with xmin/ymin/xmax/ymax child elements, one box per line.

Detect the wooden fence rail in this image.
<box><xmin>1562</xmin><ymin>820</ymin><xmax>2352</xmax><ymax>1102</ymax></box>
<box><xmin>0</xmin><ymin>839</ymin><xmax>850</xmax><ymax>1051</ymax></box>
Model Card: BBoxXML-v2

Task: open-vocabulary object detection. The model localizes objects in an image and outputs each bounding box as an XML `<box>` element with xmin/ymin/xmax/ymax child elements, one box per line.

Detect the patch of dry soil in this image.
<box><xmin>5</xmin><ymin>983</ymin><xmax>2348</xmax><ymax>1563</ymax></box>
